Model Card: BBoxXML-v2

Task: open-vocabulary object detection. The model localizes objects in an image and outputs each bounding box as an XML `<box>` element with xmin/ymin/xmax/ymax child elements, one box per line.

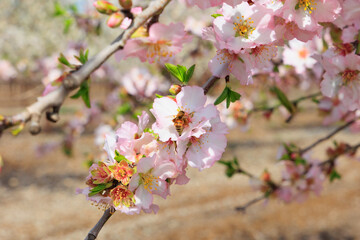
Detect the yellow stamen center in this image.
<box><xmin>342</xmin><ymin>69</ymin><xmax>359</xmax><ymax>85</ymax></box>
<box><xmin>298</xmin><ymin>0</ymin><xmax>316</xmax><ymax>14</ymax></box>
<box><xmin>233</xmin><ymin>16</ymin><xmax>255</xmax><ymax>39</ymax></box>
<box><xmin>140</xmin><ymin>172</ymin><xmax>159</xmax><ymax>192</ymax></box>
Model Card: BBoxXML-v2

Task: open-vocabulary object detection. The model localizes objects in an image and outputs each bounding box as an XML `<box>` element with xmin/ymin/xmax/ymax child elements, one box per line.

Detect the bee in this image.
<box><xmin>172</xmin><ymin>110</ymin><xmax>188</xmax><ymax>136</ymax></box>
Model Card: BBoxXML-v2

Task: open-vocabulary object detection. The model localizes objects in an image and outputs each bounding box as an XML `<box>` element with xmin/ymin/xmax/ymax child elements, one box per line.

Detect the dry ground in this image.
<box><xmin>1</xmin><ymin>87</ymin><xmax>360</xmax><ymax>240</ymax></box>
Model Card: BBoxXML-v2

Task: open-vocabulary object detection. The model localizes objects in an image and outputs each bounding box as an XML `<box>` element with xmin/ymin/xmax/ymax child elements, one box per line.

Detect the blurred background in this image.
<box><xmin>1</xmin><ymin>1</ymin><xmax>360</xmax><ymax>239</ymax></box>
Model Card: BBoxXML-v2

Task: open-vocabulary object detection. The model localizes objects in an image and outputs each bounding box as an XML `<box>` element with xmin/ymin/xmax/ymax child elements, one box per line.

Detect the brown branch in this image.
<box><xmin>0</xmin><ymin>0</ymin><xmax>171</xmax><ymax>136</ymax></box>
<box><xmin>299</xmin><ymin>119</ymin><xmax>357</xmax><ymax>155</ymax></box>
<box><xmin>85</xmin><ymin>207</ymin><xmax>116</xmax><ymax>240</ymax></box>
<box><xmin>250</xmin><ymin>92</ymin><xmax>321</xmax><ymax>113</ymax></box>
<box><xmin>235</xmin><ymin>194</ymin><xmax>267</xmax><ymax>213</ymax></box>
<box><xmin>319</xmin><ymin>142</ymin><xmax>360</xmax><ymax>168</ymax></box>
<box><xmin>202</xmin><ymin>76</ymin><xmax>220</xmax><ymax>95</ymax></box>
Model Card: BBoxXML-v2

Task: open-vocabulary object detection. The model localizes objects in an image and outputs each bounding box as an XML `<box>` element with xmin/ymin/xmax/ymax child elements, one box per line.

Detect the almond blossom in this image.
<box><xmin>79</xmin><ymin>87</ymin><xmax>228</xmax><ymax>214</ymax></box>
<box><xmin>281</xmin><ymin>0</ymin><xmax>341</xmax><ymax>31</ymax></box>
<box><xmin>282</xmin><ymin>38</ymin><xmax>317</xmax><ymax>74</ymax></box>
<box><xmin>280</xmin><ymin>158</ymin><xmax>325</xmax><ymax>202</ymax></box>
<box><xmin>128</xmin><ymin>155</ymin><xmax>177</xmax><ymax>210</ymax></box>
<box><xmin>121</xmin><ymin>68</ymin><xmax>169</xmax><ymax>100</ymax></box>
<box><xmin>213</xmin><ymin>2</ymin><xmax>275</xmax><ymax>52</ymax></box>
<box><xmin>150</xmin><ymin>86</ymin><xmax>218</xmax><ymax>142</ymax></box>
<box><xmin>184</xmin><ymin>0</ymin><xmax>244</xmax><ymax>9</ymax></box>
<box><xmin>319</xmin><ymin>51</ymin><xmax>360</xmax><ymax>111</ymax></box>
<box><xmin>116</xmin><ymin>23</ymin><xmax>191</xmax><ymax>63</ymax></box>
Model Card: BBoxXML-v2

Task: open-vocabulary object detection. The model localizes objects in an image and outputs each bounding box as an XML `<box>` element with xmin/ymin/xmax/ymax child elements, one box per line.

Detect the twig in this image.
<box><xmin>202</xmin><ymin>76</ymin><xmax>220</xmax><ymax>95</ymax></box>
<box><xmin>250</xmin><ymin>92</ymin><xmax>321</xmax><ymax>113</ymax></box>
<box><xmin>319</xmin><ymin>142</ymin><xmax>360</xmax><ymax>167</ymax></box>
<box><xmin>235</xmin><ymin>195</ymin><xmax>267</xmax><ymax>213</ymax></box>
<box><xmin>85</xmin><ymin>207</ymin><xmax>116</xmax><ymax>240</ymax></box>
<box><xmin>0</xmin><ymin>0</ymin><xmax>171</xmax><ymax>135</ymax></box>
<box><xmin>299</xmin><ymin>119</ymin><xmax>357</xmax><ymax>155</ymax></box>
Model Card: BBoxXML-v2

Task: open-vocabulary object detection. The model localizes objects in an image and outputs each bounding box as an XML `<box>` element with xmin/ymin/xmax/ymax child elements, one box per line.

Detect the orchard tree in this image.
<box><xmin>1</xmin><ymin>0</ymin><xmax>360</xmax><ymax>239</ymax></box>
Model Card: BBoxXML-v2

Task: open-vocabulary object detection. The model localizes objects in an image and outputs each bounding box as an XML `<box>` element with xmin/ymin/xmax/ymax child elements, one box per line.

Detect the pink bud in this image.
<box><xmin>93</xmin><ymin>1</ymin><xmax>119</xmax><ymax>15</ymax></box>
<box><xmin>169</xmin><ymin>84</ymin><xmax>182</xmax><ymax>95</ymax></box>
<box><xmin>119</xmin><ymin>0</ymin><xmax>132</xmax><ymax>10</ymax></box>
<box><xmin>107</xmin><ymin>12</ymin><xmax>124</xmax><ymax>28</ymax></box>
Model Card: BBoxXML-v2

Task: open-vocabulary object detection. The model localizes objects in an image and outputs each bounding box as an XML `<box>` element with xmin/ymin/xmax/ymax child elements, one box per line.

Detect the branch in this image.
<box><xmin>202</xmin><ymin>75</ymin><xmax>220</xmax><ymax>95</ymax></box>
<box><xmin>250</xmin><ymin>92</ymin><xmax>321</xmax><ymax>113</ymax></box>
<box><xmin>0</xmin><ymin>0</ymin><xmax>172</xmax><ymax>136</ymax></box>
<box><xmin>299</xmin><ymin>119</ymin><xmax>357</xmax><ymax>155</ymax></box>
<box><xmin>85</xmin><ymin>207</ymin><xmax>115</xmax><ymax>240</ymax></box>
<box><xmin>319</xmin><ymin>142</ymin><xmax>360</xmax><ymax>167</ymax></box>
<box><xmin>235</xmin><ymin>195</ymin><xmax>267</xmax><ymax>213</ymax></box>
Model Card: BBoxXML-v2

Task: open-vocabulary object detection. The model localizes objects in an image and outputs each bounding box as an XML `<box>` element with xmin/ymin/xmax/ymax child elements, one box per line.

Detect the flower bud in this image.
<box><xmin>107</xmin><ymin>12</ymin><xmax>124</xmax><ymax>28</ymax></box>
<box><xmin>261</xmin><ymin>170</ymin><xmax>271</xmax><ymax>182</ymax></box>
<box><xmin>169</xmin><ymin>84</ymin><xmax>182</xmax><ymax>95</ymax></box>
<box><xmin>93</xmin><ymin>1</ymin><xmax>119</xmax><ymax>15</ymax></box>
<box><xmin>119</xmin><ymin>0</ymin><xmax>132</xmax><ymax>10</ymax></box>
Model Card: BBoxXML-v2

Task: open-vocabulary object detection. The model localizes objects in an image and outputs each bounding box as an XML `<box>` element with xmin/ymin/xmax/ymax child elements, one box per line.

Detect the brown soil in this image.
<box><xmin>1</xmin><ymin>93</ymin><xmax>360</xmax><ymax>240</ymax></box>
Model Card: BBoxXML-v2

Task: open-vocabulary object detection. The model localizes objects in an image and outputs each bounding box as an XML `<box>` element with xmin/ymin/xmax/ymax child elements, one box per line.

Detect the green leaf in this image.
<box><xmin>69</xmin><ymin>4</ymin><xmax>78</xmax><ymax>14</ymax></box>
<box><xmin>114</xmin><ymin>154</ymin><xmax>126</xmax><ymax>163</ymax></box>
<box><xmin>54</xmin><ymin>2</ymin><xmax>66</xmax><ymax>16</ymax></box>
<box><xmin>329</xmin><ymin>170</ymin><xmax>341</xmax><ymax>182</ymax></box>
<box><xmin>116</xmin><ymin>102</ymin><xmax>131</xmax><ymax>115</ymax></box>
<box><xmin>184</xmin><ymin>64</ymin><xmax>195</xmax><ymax>83</ymax></box>
<box><xmin>229</xmin><ymin>89</ymin><xmax>241</xmax><ymax>102</ymax></box>
<box><xmin>165</xmin><ymin>63</ymin><xmax>184</xmax><ymax>82</ymax></box>
<box><xmin>63</xmin><ymin>18</ymin><xmax>73</xmax><ymax>34</ymax></box>
<box><xmin>58</xmin><ymin>53</ymin><xmax>72</xmax><ymax>68</ymax></box>
<box><xmin>214</xmin><ymin>86</ymin><xmax>229</xmax><ymax>105</ymax></box>
<box><xmin>294</xmin><ymin>157</ymin><xmax>307</xmax><ymax>166</ymax></box>
<box><xmin>270</xmin><ymin>86</ymin><xmax>295</xmax><ymax>114</ymax></box>
<box><xmin>225</xmin><ymin>167</ymin><xmax>236</xmax><ymax>178</ymax></box>
<box><xmin>233</xmin><ymin>157</ymin><xmax>239</xmax><ymax>168</ymax></box>
<box><xmin>218</xmin><ymin>160</ymin><xmax>233</xmax><ymax>168</ymax></box>
<box><xmin>164</xmin><ymin>63</ymin><xmax>194</xmax><ymax>84</ymax></box>
<box><xmin>71</xmin><ymin>80</ymin><xmax>91</xmax><ymax>108</ymax></box>
<box><xmin>89</xmin><ymin>183</ymin><xmax>112</xmax><ymax>196</ymax></box>
<box><xmin>11</xmin><ymin>123</ymin><xmax>24</xmax><ymax>136</ymax></box>
<box><xmin>211</xmin><ymin>13</ymin><xmax>223</xmax><ymax>18</ymax></box>
<box><xmin>226</xmin><ymin>95</ymin><xmax>231</xmax><ymax>108</ymax></box>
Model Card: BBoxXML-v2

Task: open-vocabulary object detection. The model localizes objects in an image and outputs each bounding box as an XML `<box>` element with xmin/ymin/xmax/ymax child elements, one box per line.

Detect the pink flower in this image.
<box><xmin>110</xmin><ymin>185</ymin><xmax>136</xmax><ymax>208</ymax></box>
<box><xmin>151</xmin><ymin>86</ymin><xmax>218</xmax><ymax>142</ymax></box>
<box><xmin>283</xmin><ymin>38</ymin><xmax>317</xmax><ymax>74</ymax></box>
<box><xmin>90</xmin><ymin>162</ymin><xmax>113</xmax><ymax>184</ymax></box>
<box><xmin>128</xmin><ymin>155</ymin><xmax>177</xmax><ymax>210</ymax></box>
<box><xmin>178</xmin><ymin>116</ymin><xmax>228</xmax><ymax>171</ymax></box>
<box><xmin>0</xmin><ymin>60</ymin><xmax>17</xmax><ymax>81</ymax></box>
<box><xmin>208</xmin><ymin>49</ymin><xmax>253</xmax><ymax>85</ymax></box>
<box><xmin>184</xmin><ymin>0</ymin><xmax>245</xmax><ymax>9</ymax></box>
<box><xmin>281</xmin><ymin>0</ymin><xmax>341</xmax><ymax>31</ymax></box>
<box><xmin>319</xmin><ymin>51</ymin><xmax>360</xmax><ymax>111</ymax></box>
<box><xmin>116</xmin><ymin>23</ymin><xmax>191</xmax><ymax>63</ymax></box>
<box><xmin>115</xmin><ymin>111</ymin><xmax>156</xmax><ymax>162</ymax></box>
<box><xmin>213</xmin><ymin>2</ymin><xmax>275</xmax><ymax>52</ymax></box>
<box><xmin>270</xmin><ymin>16</ymin><xmax>319</xmax><ymax>44</ymax></box>
<box><xmin>94</xmin><ymin>124</ymin><xmax>115</xmax><ymax>147</ymax></box>
<box><xmin>109</xmin><ymin>160</ymin><xmax>136</xmax><ymax>185</ymax></box>
<box><xmin>280</xmin><ymin>157</ymin><xmax>325</xmax><ymax>203</ymax></box>
<box><xmin>121</xmin><ymin>68</ymin><xmax>168</xmax><ymax>99</ymax></box>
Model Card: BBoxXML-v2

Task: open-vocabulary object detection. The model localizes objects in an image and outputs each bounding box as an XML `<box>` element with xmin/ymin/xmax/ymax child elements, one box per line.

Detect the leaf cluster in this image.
<box><xmin>165</xmin><ymin>63</ymin><xmax>195</xmax><ymax>84</ymax></box>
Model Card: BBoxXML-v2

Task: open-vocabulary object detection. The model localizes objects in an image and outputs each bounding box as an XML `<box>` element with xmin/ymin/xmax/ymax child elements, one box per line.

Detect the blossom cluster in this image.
<box><xmin>250</xmin><ymin>145</ymin><xmax>326</xmax><ymax>203</ymax></box>
<box><xmin>78</xmin><ymin>86</ymin><xmax>228</xmax><ymax>214</ymax></box>
<box><xmin>201</xmin><ymin>0</ymin><xmax>341</xmax><ymax>84</ymax></box>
